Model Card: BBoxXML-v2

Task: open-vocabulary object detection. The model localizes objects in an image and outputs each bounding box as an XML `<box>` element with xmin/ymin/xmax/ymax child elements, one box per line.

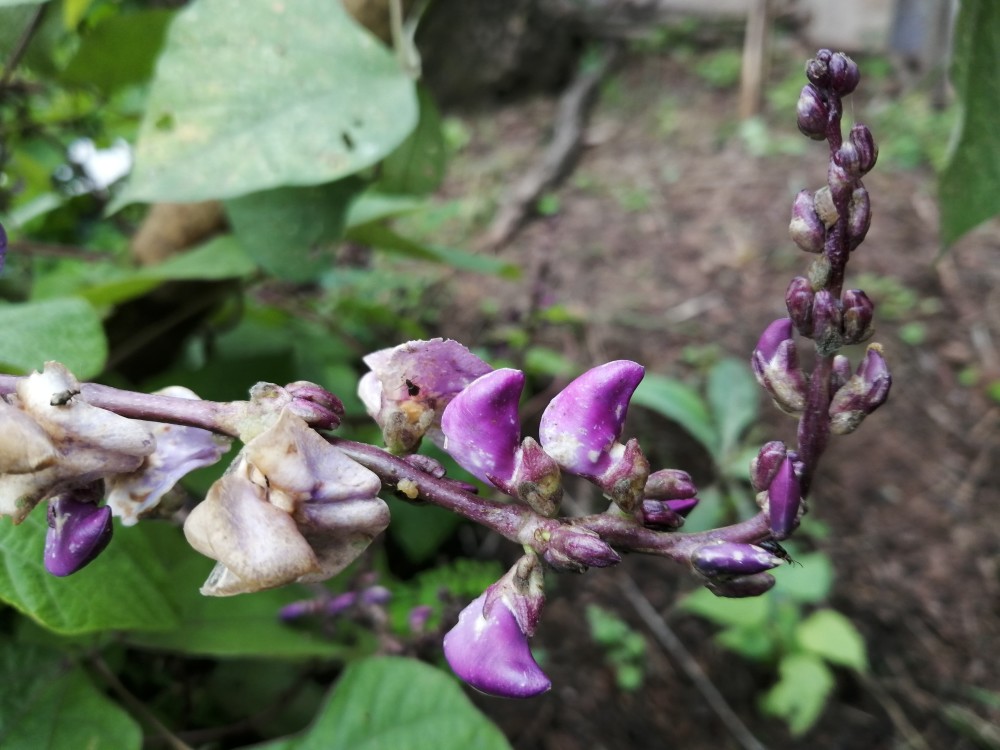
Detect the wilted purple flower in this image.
<box><xmin>358</xmin><ymin>339</ymin><xmax>492</xmax><ymax>454</ymax></box>
<box><xmin>539</xmin><ymin>360</ymin><xmax>647</xmax><ymax>511</ymax></box>
<box><xmin>44</xmin><ymin>486</ymin><xmax>113</xmax><ymax>577</ymax></box>
<box><xmin>789</xmin><ymin>190</ymin><xmax>825</xmax><ymax>253</ymax></box>
<box><xmin>644</xmin><ymin>468</ymin><xmax>697</xmax><ymax>500</ymax></box>
<box><xmin>805</xmin><ymin>49</ymin><xmax>832</xmax><ymax>88</ymax></box>
<box><xmin>767</xmin><ymin>456</ymin><xmax>802</xmax><ymax>540</ymax></box>
<box><xmin>106</xmin><ymin>386</ymin><xmax>229</xmax><ymax>525</ymax></box>
<box><xmin>796</xmin><ymin>84</ymin><xmax>828</xmax><ymax>140</ymax></box>
<box><xmin>706</xmin><ymin>572</ymin><xmax>777</xmax><ymax>598</ymax></box>
<box><xmin>750</xmin><ymin>440</ymin><xmax>788</xmax><ymax>492</ymax></box>
<box><xmin>692</xmin><ymin>541</ymin><xmax>783</xmax><ymax>577</ymax></box>
<box><xmin>751</xmin><ymin>319</ymin><xmax>808</xmax><ymax>414</ymax></box>
<box><xmin>828</xmin><ymin>344</ymin><xmax>891</xmax><ymax>435</ymax></box>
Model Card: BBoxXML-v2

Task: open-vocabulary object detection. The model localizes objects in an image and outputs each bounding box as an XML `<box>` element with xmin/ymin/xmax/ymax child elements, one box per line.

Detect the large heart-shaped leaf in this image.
<box><xmin>114</xmin><ymin>0</ymin><xmax>417</xmax><ymax>207</ymax></box>
<box><xmin>0</xmin><ymin>297</ymin><xmax>107</xmax><ymax>378</ymax></box>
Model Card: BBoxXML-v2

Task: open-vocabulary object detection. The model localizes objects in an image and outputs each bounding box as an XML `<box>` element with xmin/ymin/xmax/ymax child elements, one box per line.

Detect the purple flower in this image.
<box><xmin>750</xmin><ymin>440</ymin><xmax>788</xmax><ymax>492</ymax></box>
<box><xmin>692</xmin><ymin>542</ymin><xmax>783</xmax><ymax>577</ymax></box>
<box><xmin>767</xmin><ymin>456</ymin><xmax>802</xmax><ymax>540</ymax></box>
<box><xmin>644</xmin><ymin>468</ymin><xmax>697</xmax><ymax>500</ymax></box>
<box><xmin>44</xmin><ymin>486</ymin><xmax>114</xmax><ymax>577</ymax></box>
<box><xmin>828</xmin><ymin>344</ymin><xmax>891</xmax><ymax>435</ymax></box>
<box><xmin>751</xmin><ymin>319</ymin><xmax>808</xmax><ymax>415</ymax></box>
<box><xmin>542</xmin><ymin>526</ymin><xmax>621</xmax><ymax>572</ymax></box>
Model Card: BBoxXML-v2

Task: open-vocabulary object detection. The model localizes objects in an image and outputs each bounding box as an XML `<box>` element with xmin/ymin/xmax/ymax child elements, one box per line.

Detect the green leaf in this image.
<box><xmin>345</xmin><ymin>191</ymin><xmax>425</xmax><ymax>227</ymax></box>
<box><xmin>771</xmin><ymin>551</ymin><xmax>833</xmax><ymax>604</ymax></box>
<box><xmin>252</xmin><ymin>656</ymin><xmax>512</xmax><ymax>750</ymax></box>
<box><xmin>114</xmin><ymin>0</ymin><xmax>418</xmax><ymax>207</ymax></box>
<box><xmin>0</xmin><ymin>514</ymin><xmax>179</xmax><ymax>635</ymax></box>
<box><xmin>796</xmin><ymin>608</ymin><xmax>868</xmax><ymax>672</ymax></box>
<box><xmin>706</xmin><ymin>357</ymin><xmax>758</xmax><ymax>458</ymax></box>
<box><xmin>225</xmin><ymin>179</ymin><xmax>363</xmax><ymax>281</ymax></box>
<box><xmin>679</xmin><ymin>586</ymin><xmax>769</xmax><ymax>628</ymax></box>
<box><xmin>0</xmin><ymin>1</ymin><xmax>45</xmax><ymax>7</ymax></box>
<box><xmin>61</xmin><ymin>10</ymin><xmax>174</xmax><ymax>94</ymax></box>
<box><xmin>378</xmin><ymin>86</ymin><xmax>447</xmax><ymax>195</ymax></box>
<box><xmin>939</xmin><ymin>0</ymin><xmax>1000</xmax><ymax>246</ymax></box>
<box><xmin>715</xmin><ymin>624</ymin><xmax>777</xmax><ymax>663</ymax></box>
<box><xmin>0</xmin><ymin>644</ymin><xmax>142</xmax><ymax>750</ymax></box>
<box><xmin>632</xmin><ymin>373</ymin><xmax>719</xmax><ymax>455</ymax></box>
<box><xmin>385</xmin><ymin>496</ymin><xmax>461</xmax><ymax>565</ymax></box>
<box><xmin>123</xmin><ymin>524</ymin><xmax>349</xmax><ymax>659</ymax></box>
<box><xmin>0</xmin><ymin>297</ymin><xmax>107</xmax><ymax>378</ymax></box>
<box><xmin>760</xmin><ymin>653</ymin><xmax>834</xmax><ymax>736</ymax></box>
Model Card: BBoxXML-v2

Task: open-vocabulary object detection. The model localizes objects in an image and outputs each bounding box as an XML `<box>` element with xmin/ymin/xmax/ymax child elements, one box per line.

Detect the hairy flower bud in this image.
<box><xmin>805</xmin><ymin>49</ymin><xmax>832</xmax><ymax>88</ymax></box>
<box><xmin>834</xmin><ymin>142</ymin><xmax>860</xmax><ymax>180</ymax></box>
<box><xmin>849</xmin><ymin>124</ymin><xmax>878</xmax><ymax>175</ymax></box>
<box><xmin>284</xmin><ymin>381</ymin><xmax>344</xmax><ymax>430</ymax></box>
<box><xmin>796</xmin><ymin>84</ymin><xmax>828</xmax><ymax>140</ymax></box>
<box><xmin>785</xmin><ymin>276</ymin><xmax>815</xmax><ymax>337</ymax></box>
<box><xmin>767</xmin><ymin>456</ymin><xmax>802</xmax><ymax>539</ymax></box>
<box><xmin>831</xmin><ymin>354</ymin><xmax>852</xmax><ymax>391</ymax></box>
<box><xmin>750</xmin><ymin>440</ymin><xmax>787</xmax><ymax>492</ymax></box>
<box><xmin>508</xmin><ymin>437</ymin><xmax>563</xmax><ymax>517</ymax></box>
<box><xmin>847</xmin><ymin>187</ymin><xmax>872</xmax><ymax>251</ymax></box>
<box><xmin>644</xmin><ymin>468</ymin><xmax>697</xmax><ymax>500</ymax></box>
<box><xmin>828</xmin><ymin>51</ymin><xmax>860</xmax><ymax>95</ymax></box>
<box><xmin>842</xmin><ymin>289</ymin><xmax>875</xmax><ymax>344</ymax></box>
<box><xmin>542</xmin><ymin>526</ymin><xmax>621</xmax><ymax>572</ymax></box>
<box><xmin>829</xmin><ymin>344</ymin><xmax>892</xmax><ymax>434</ymax></box>
<box><xmin>706</xmin><ymin>572</ymin><xmax>776</xmax><ymax>598</ymax></box>
<box><xmin>692</xmin><ymin>542</ymin><xmax>783</xmax><ymax>577</ymax></box>
<box><xmin>640</xmin><ymin>500</ymin><xmax>684</xmax><ymax>531</ymax></box>
<box><xmin>44</xmin><ymin>486</ymin><xmax>114</xmax><ymax>577</ymax></box>
<box><xmin>752</xmin><ymin>319</ymin><xmax>808</xmax><ymax>414</ymax></box>
<box><xmin>789</xmin><ymin>190</ymin><xmax>825</xmax><ymax>253</ymax></box>
<box><xmin>811</xmin><ymin>289</ymin><xmax>844</xmax><ymax>355</ymax></box>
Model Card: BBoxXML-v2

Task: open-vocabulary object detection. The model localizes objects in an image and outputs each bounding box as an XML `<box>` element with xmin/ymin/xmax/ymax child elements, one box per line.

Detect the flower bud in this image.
<box><xmin>811</xmin><ymin>289</ymin><xmax>843</xmax><ymax>355</ymax></box>
<box><xmin>805</xmin><ymin>49</ymin><xmax>832</xmax><ymax>88</ymax></box>
<box><xmin>831</xmin><ymin>354</ymin><xmax>852</xmax><ymax>391</ymax></box>
<box><xmin>692</xmin><ymin>542</ymin><xmax>783</xmax><ymax>577</ymax></box>
<box><xmin>785</xmin><ymin>276</ymin><xmax>815</xmax><ymax>337</ymax></box>
<box><xmin>834</xmin><ymin>142</ymin><xmax>861</xmax><ymax>180</ymax></box>
<box><xmin>644</xmin><ymin>468</ymin><xmax>697</xmax><ymax>500</ymax></box>
<box><xmin>640</xmin><ymin>500</ymin><xmax>684</xmax><ymax>531</ymax></box>
<box><xmin>829</xmin><ymin>344</ymin><xmax>891</xmax><ymax>434</ymax></box>
<box><xmin>842</xmin><ymin>289</ymin><xmax>875</xmax><ymax>344</ymax></box>
<box><xmin>508</xmin><ymin>437</ymin><xmax>563</xmax><ymax>517</ymax></box>
<box><xmin>849</xmin><ymin>124</ymin><xmax>878</xmax><ymax>175</ymax></box>
<box><xmin>767</xmin><ymin>456</ymin><xmax>802</xmax><ymax>540</ymax></box>
<box><xmin>284</xmin><ymin>381</ymin><xmax>344</xmax><ymax>430</ymax></box>
<box><xmin>706</xmin><ymin>572</ymin><xmax>776</xmax><ymax>598</ymax></box>
<box><xmin>751</xmin><ymin>319</ymin><xmax>808</xmax><ymax>414</ymax></box>
<box><xmin>828</xmin><ymin>52</ymin><xmax>860</xmax><ymax>95</ymax></box>
<box><xmin>441</xmin><ymin>368</ymin><xmax>524</xmax><ymax>486</ymax></box>
<box><xmin>750</xmin><ymin>440</ymin><xmax>787</xmax><ymax>492</ymax></box>
<box><xmin>665</xmin><ymin>496</ymin><xmax>699</xmax><ymax>516</ymax></box>
<box><xmin>542</xmin><ymin>526</ymin><xmax>620</xmax><ymax>572</ymax></box>
<box><xmin>44</xmin><ymin>486</ymin><xmax>114</xmax><ymax>577</ymax></box>
<box><xmin>789</xmin><ymin>190</ymin><xmax>825</xmax><ymax>253</ymax></box>
<box><xmin>847</xmin><ymin>187</ymin><xmax>872</xmax><ymax>251</ymax></box>
<box><xmin>796</xmin><ymin>85</ymin><xmax>828</xmax><ymax>140</ymax></box>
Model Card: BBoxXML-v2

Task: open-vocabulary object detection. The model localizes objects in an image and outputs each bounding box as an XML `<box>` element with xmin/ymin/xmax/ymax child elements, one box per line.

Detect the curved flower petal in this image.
<box><xmin>44</xmin><ymin>487</ymin><xmax>113</xmax><ymax>577</ymax></box>
<box><xmin>692</xmin><ymin>542</ymin><xmax>783</xmax><ymax>577</ymax></box>
<box><xmin>443</xmin><ymin>591</ymin><xmax>550</xmax><ymax>698</ymax></box>
<box><xmin>441</xmin><ymin>368</ymin><xmax>524</xmax><ymax>485</ymax></box>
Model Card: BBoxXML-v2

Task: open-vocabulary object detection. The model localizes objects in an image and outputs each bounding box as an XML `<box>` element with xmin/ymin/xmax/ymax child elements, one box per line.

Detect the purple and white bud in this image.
<box><xmin>811</xmin><ymin>289</ymin><xmax>844</xmax><ymax>355</ymax></box>
<box><xmin>750</xmin><ymin>440</ymin><xmax>787</xmax><ymax>492</ymax></box>
<box><xmin>828</xmin><ymin>51</ymin><xmax>860</xmax><ymax>95</ymax></box>
<box><xmin>284</xmin><ymin>381</ymin><xmax>345</xmax><ymax>430</ymax></box>
<box><xmin>44</xmin><ymin>486</ymin><xmax>114</xmax><ymax>577</ymax></box>
<box><xmin>831</xmin><ymin>354</ymin><xmax>852</xmax><ymax>391</ymax></box>
<box><xmin>751</xmin><ymin>319</ymin><xmax>808</xmax><ymax>415</ymax></box>
<box><xmin>834</xmin><ymin>142</ymin><xmax>861</xmax><ymax>180</ymax></box>
<box><xmin>644</xmin><ymin>468</ymin><xmax>697</xmax><ymax>500</ymax></box>
<box><xmin>706</xmin><ymin>572</ymin><xmax>777</xmax><ymax>598</ymax></box>
<box><xmin>829</xmin><ymin>344</ymin><xmax>892</xmax><ymax>435</ymax></box>
<box><xmin>785</xmin><ymin>276</ymin><xmax>815</xmax><ymax>337</ymax></box>
<box><xmin>508</xmin><ymin>437</ymin><xmax>563</xmax><ymax>517</ymax></box>
<box><xmin>842</xmin><ymin>289</ymin><xmax>875</xmax><ymax>345</ymax></box>
<box><xmin>359</xmin><ymin>339</ymin><xmax>493</xmax><ymax>454</ymax></box>
<box><xmin>441</xmin><ymin>368</ymin><xmax>524</xmax><ymax>486</ymax></box>
<box><xmin>805</xmin><ymin>49</ymin><xmax>832</xmax><ymax>88</ymax></box>
<box><xmin>847</xmin><ymin>187</ymin><xmax>872</xmax><ymax>251</ymax></box>
<box><xmin>789</xmin><ymin>190</ymin><xmax>825</xmax><ymax>253</ymax></box>
<box><xmin>849</xmin><ymin>124</ymin><xmax>878</xmax><ymax>175</ymax></box>
<box><xmin>767</xmin><ymin>456</ymin><xmax>802</xmax><ymax>540</ymax></box>
<box><xmin>640</xmin><ymin>500</ymin><xmax>684</xmax><ymax>531</ymax></box>
<box><xmin>542</xmin><ymin>525</ymin><xmax>621</xmax><ymax>572</ymax></box>
<box><xmin>796</xmin><ymin>84</ymin><xmax>828</xmax><ymax>140</ymax></box>
<box><xmin>692</xmin><ymin>541</ymin><xmax>783</xmax><ymax>577</ymax></box>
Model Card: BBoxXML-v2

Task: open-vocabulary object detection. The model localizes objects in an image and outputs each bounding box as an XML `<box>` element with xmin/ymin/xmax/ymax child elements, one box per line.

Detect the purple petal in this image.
<box><xmin>45</xmin><ymin>492</ymin><xmax>114</xmax><ymax>577</ymax></box>
<box><xmin>539</xmin><ymin>360</ymin><xmax>644</xmax><ymax>478</ymax></box>
<box><xmin>754</xmin><ymin>319</ymin><xmax>794</xmax><ymax>362</ymax></box>
<box><xmin>441</xmin><ymin>369</ymin><xmax>524</xmax><ymax>485</ymax></box>
<box><xmin>692</xmin><ymin>542</ymin><xmax>783</xmax><ymax>577</ymax></box>
<box><xmin>706</xmin><ymin>572</ymin><xmax>777</xmax><ymax>598</ymax></box>
<box><xmin>767</xmin><ymin>457</ymin><xmax>801</xmax><ymax>540</ymax></box>
<box><xmin>443</xmin><ymin>591</ymin><xmax>551</xmax><ymax>698</ymax></box>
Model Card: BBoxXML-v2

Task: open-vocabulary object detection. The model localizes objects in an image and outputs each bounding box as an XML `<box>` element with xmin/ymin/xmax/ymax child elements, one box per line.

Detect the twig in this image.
<box><xmin>858</xmin><ymin>672</ymin><xmax>933</xmax><ymax>750</ymax></box>
<box><xmin>0</xmin><ymin>3</ymin><xmax>48</xmax><ymax>95</ymax></box>
<box><xmin>483</xmin><ymin>41</ymin><xmax>623</xmax><ymax>250</ymax></box>
<box><xmin>620</xmin><ymin>576</ymin><xmax>769</xmax><ymax>750</ymax></box>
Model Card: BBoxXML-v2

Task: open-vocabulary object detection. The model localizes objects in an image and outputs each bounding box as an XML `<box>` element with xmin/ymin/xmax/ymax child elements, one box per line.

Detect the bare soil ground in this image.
<box><xmin>419</xmin><ymin>42</ymin><xmax>1000</xmax><ymax>750</ymax></box>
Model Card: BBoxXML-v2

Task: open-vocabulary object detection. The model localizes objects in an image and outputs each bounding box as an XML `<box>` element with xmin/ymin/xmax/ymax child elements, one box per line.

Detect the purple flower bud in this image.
<box><xmin>692</xmin><ymin>542</ymin><xmax>783</xmax><ymax>577</ymax></box>
<box><xmin>443</xmin><ymin>590</ymin><xmax>551</xmax><ymax>698</ymax></box>
<box><xmin>600</xmin><ymin>438</ymin><xmax>650</xmax><ymax>513</ymax></box>
<box><xmin>706</xmin><ymin>572</ymin><xmax>776</xmax><ymax>598</ymax></box>
<box><xmin>796</xmin><ymin>84</ymin><xmax>828</xmax><ymax>140</ymax></box>
<box><xmin>828</xmin><ymin>160</ymin><xmax>853</xmax><ymax>192</ymax></box>
<box><xmin>542</xmin><ymin>526</ymin><xmax>621</xmax><ymax>572</ymax></box>
<box><xmin>284</xmin><ymin>381</ymin><xmax>344</xmax><ymax>430</ymax></box>
<box><xmin>789</xmin><ymin>190</ymin><xmax>825</xmax><ymax>253</ymax></box>
<box><xmin>539</xmin><ymin>360</ymin><xmax>645</xmax><ymax>481</ymax></box>
<box><xmin>831</xmin><ymin>354</ymin><xmax>852</xmax><ymax>391</ymax></box>
<box><xmin>751</xmin><ymin>319</ymin><xmax>808</xmax><ymax>414</ymax></box>
<box><xmin>834</xmin><ymin>142</ymin><xmax>861</xmax><ymax>180</ymax></box>
<box><xmin>44</xmin><ymin>488</ymin><xmax>114</xmax><ymax>577</ymax></box>
<box><xmin>644</xmin><ymin>468</ymin><xmax>697</xmax><ymax>500</ymax></box>
<box><xmin>829</xmin><ymin>345</ymin><xmax>891</xmax><ymax>434</ymax></box>
<box><xmin>847</xmin><ymin>187</ymin><xmax>872</xmax><ymax>251</ymax></box>
<box><xmin>811</xmin><ymin>289</ymin><xmax>843</xmax><ymax>355</ymax></box>
<box><xmin>508</xmin><ymin>437</ymin><xmax>562</xmax><ymax>517</ymax></box>
<box><xmin>828</xmin><ymin>52</ymin><xmax>860</xmax><ymax>95</ymax></box>
<box><xmin>785</xmin><ymin>277</ymin><xmax>815</xmax><ymax>337</ymax></box>
<box><xmin>805</xmin><ymin>49</ymin><xmax>832</xmax><ymax>88</ymax></box>
<box><xmin>665</xmin><ymin>496</ymin><xmax>699</xmax><ymax>516</ymax></box>
<box><xmin>767</xmin><ymin>456</ymin><xmax>802</xmax><ymax>540</ymax></box>
<box><xmin>750</xmin><ymin>440</ymin><xmax>787</xmax><ymax>492</ymax></box>
<box><xmin>408</xmin><ymin>604</ymin><xmax>433</xmax><ymax>633</ymax></box>
<box><xmin>640</xmin><ymin>500</ymin><xmax>684</xmax><ymax>531</ymax></box>
<box><xmin>441</xmin><ymin>368</ymin><xmax>524</xmax><ymax>486</ymax></box>
<box><xmin>849</xmin><ymin>124</ymin><xmax>878</xmax><ymax>175</ymax></box>
<box><xmin>842</xmin><ymin>289</ymin><xmax>875</xmax><ymax>345</ymax></box>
